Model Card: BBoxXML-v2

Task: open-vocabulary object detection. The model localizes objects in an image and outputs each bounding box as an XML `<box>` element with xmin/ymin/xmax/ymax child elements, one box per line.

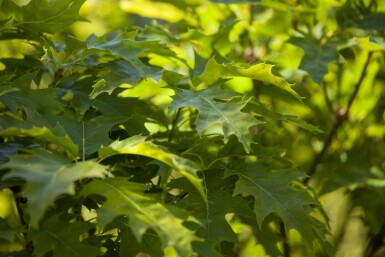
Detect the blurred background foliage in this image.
<box><xmin>69</xmin><ymin>1</ymin><xmax>385</xmax><ymax>256</ymax></box>
<box><xmin>1</xmin><ymin>0</ymin><xmax>385</xmax><ymax>256</ymax></box>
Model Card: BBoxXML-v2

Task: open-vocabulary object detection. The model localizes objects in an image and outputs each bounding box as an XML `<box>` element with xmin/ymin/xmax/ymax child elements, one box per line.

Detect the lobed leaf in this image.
<box><xmin>30</xmin><ymin>216</ymin><xmax>99</xmax><ymax>257</ymax></box>
<box><xmin>48</xmin><ymin>114</ymin><xmax>128</xmax><ymax>158</ymax></box>
<box><xmin>169</xmin><ymin>87</ymin><xmax>263</xmax><ymax>152</ymax></box>
<box><xmin>0</xmin><ymin>72</ymin><xmax>64</xmax><ymax>114</ymax></box>
<box><xmin>2</xmin><ymin>148</ymin><xmax>108</xmax><ymax>226</ymax></box>
<box><xmin>80</xmin><ymin>177</ymin><xmax>198</xmax><ymax>256</ymax></box>
<box><xmin>86</xmin><ymin>33</ymin><xmax>169</xmax><ymax>97</ymax></box>
<box><xmin>169</xmin><ymin>170</ymin><xmax>254</xmax><ymax>244</ymax></box>
<box><xmin>195</xmin><ymin>58</ymin><xmax>301</xmax><ymax>101</ymax></box>
<box><xmin>289</xmin><ymin>37</ymin><xmax>341</xmax><ymax>84</ymax></box>
<box><xmin>225</xmin><ymin>163</ymin><xmax>322</xmax><ymax>246</ymax></box>
<box><xmin>17</xmin><ymin>0</ymin><xmax>87</xmax><ymax>34</ymax></box>
<box><xmin>0</xmin><ymin>114</ymin><xmax>79</xmax><ymax>157</ymax></box>
<box><xmin>99</xmin><ymin>136</ymin><xmax>206</xmax><ymax>202</ymax></box>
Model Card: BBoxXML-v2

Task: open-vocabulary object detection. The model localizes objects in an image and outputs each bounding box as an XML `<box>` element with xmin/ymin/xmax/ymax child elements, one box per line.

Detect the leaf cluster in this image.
<box><xmin>0</xmin><ymin>0</ymin><xmax>385</xmax><ymax>257</ymax></box>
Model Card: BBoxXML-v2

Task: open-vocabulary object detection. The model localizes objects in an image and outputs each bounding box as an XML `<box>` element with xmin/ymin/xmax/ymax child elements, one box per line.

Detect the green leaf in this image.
<box><xmin>355</xmin><ymin>37</ymin><xmax>385</xmax><ymax>51</ymax></box>
<box><xmin>0</xmin><ymin>218</ymin><xmax>24</xmax><ymax>242</ymax></box>
<box><xmin>169</xmin><ymin>170</ymin><xmax>253</xmax><ymax>243</ymax></box>
<box><xmin>0</xmin><ymin>218</ymin><xmax>24</xmax><ymax>252</ymax></box>
<box><xmin>225</xmin><ymin>163</ymin><xmax>320</xmax><ymax>246</ymax></box>
<box><xmin>0</xmin><ymin>74</ymin><xmax>18</xmax><ymax>96</ymax></box>
<box><xmin>87</xmin><ymin>31</ymin><xmax>142</xmax><ymax>59</ymax></box>
<box><xmin>0</xmin><ymin>72</ymin><xmax>64</xmax><ymax>114</ymax></box>
<box><xmin>169</xmin><ymin>87</ymin><xmax>263</xmax><ymax>152</ymax></box>
<box><xmin>289</xmin><ymin>37</ymin><xmax>341</xmax><ymax>84</ymax></box>
<box><xmin>341</xmin><ymin>13</ymin><xmax>385</xmax><ymax>31</ymax></box>
<box><xmin>0</xmin><ymin>56</ymin><xmax>44</xmax><ymax>75</ymax></box>
<box><xmin>369</xmin><ymin>37</ymin><xmax>385</xmax><ymax>49</ymax></box>
<box><xmin>30</xmin><ymin>216</ymin><xmax>99</xmax><ymax>257</ymax></box>
<box><xmin>86</xmin><ymin>33</ymin><xmax>169</xmax><ymax>97</ymax></box>
<box><xmin>80</xmin><ymin>177</ymin><xmax>198</xmax><ymax>256</ymax></box>
<box><xmin>90</xmin><ymin>60</ymin><xmax>163</xmax><ymax>98</ymax></box>
<box><xmin>244</xmin><ymin>100</ymin><xmax>324</xmax><ymax>134</ymax></box>
<box><xmin>282</xmin><ymin>115</ymin><xmax>324</xmax><ymax>134</ymax></box>
<box><xmin>116</xmin><ymin>217</ymin><xmax>163</xmax><ymax>257</ymax></box>
<box><xmin>17</xmin><ymin>111</ymin><xmax>127</xmax><ymax>158</ymax></box>
<box><xmin>17</xmin><ymin>0</ymin><xmax>87</xmax><ymax>34</ymax></box>
<box><xmin>87</xmin><ymin>31</ymin><xmax>178</xmax><ymax>60</ymax></box>
<box><xmin>99</xmin><ymin>136</ymin><xmax>206</xmax><ymax>202</ymax></box>
<box><xmin>352</xmin><ymin>187</ymin><xmax>385</xmax><ymax>235</ymax></box>
<box><xmin>0</xmin><ymin>114</ymin><xmax>79</xmax><ymax>157</ymax></box>
<box><xmin>58</xmin><ymin>77</ymin><xmax>166</xmax><ymax>126</ymax></box>
<box><xmin>195</xmin><ymin>58</ymin><xmax>301</xmax><ymax>101</ymax></box>
<box><xmin>210</xmin><ymin>0</ymin><xmax>259</xmax><ymax>3</ymax></box>
<box><xmin>37</xmin><ymin>112</ymin><xmax>128</xmax><ymax>157</ymax></box>
<box><xmin>2</xmin><ymin>148</ymin><xmax>108</xmax><ymax>226</ymax></box>
<box><xmin>0</xmin><ymin>142</ymin><xmax>29</xmax><ymax>164</ymax></box>
<box><xmin>192</xmin><ymin>241</ymin><xmax>223</xmax><ymax>257</ymax></box>
<box><xmin>314</xmin><ymin>159</ymin><xmax>370</xmax><ymax>195</ymax></box>
<box><xmin>64</xmin><ymin>35</ymin><xmax>87</xmax><ymax>55</ymax></box>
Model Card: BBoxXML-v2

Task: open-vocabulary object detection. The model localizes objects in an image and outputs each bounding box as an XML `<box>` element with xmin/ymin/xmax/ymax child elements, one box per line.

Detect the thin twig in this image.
<box><xmin>305</xmin><ymin>52</ymin><xmax>375</xmax><ymax>184</ymax></box>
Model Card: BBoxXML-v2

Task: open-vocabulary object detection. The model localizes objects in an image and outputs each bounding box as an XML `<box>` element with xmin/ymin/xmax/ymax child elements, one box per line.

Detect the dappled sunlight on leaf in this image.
<box><xmin>99</xmin><ymin>136</ymin><xmax>206</xmax><ymax>202</ymax></box>
<box><xmin>2</xmin><ymin>149</ymin><xmax>108</xmax><ymax>226</ymax></box>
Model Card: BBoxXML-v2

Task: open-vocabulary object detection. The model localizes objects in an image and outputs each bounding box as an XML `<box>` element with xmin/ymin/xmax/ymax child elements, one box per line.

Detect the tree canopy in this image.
<box><xmin>0</xmin><ymin>0</ymin><xmax>385</xmax><ymax>256</ymax></box>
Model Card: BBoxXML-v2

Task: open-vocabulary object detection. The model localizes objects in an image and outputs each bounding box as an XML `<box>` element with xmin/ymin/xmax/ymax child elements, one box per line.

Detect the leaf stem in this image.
<box><xmin>13</xmin><ymin>194</ymin><xmax>33</xmax><ymax>254</ymax></box>
<box><xmin>201</xmin><ymin>170</ymin><xmax>210</xmax><ymax>239</ymax></box>
<box><xmin>322</xmin><ymin>82</ymin><xmax>334</xmax><ymax>113</ymax></box>
<box><xmin>305</xmin><ymin>51</ymin><xmax>375</xmax><ymax>184</ymax></box>
<box><xmin>279</xmin><ymin>221</ymin><xmax>290</xmax><ymax>257</ymax></box>
<box><xmin>168</xmin><ymin>108</ymin><xmax>181</xmax><ymax>142</ymax></box>
<box><xmin>82</xmin><ymin>121</ymin><xmax>85</xmax><ymax>162</ymax></box>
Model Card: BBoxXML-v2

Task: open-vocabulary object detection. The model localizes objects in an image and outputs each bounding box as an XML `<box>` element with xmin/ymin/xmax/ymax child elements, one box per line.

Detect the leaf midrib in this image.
<box><xmin>229</xmin><ymin>168</ymin><xmax>296</xmax><ymax>221</ymax></box>
<box><xmin>102</xmin><ymin>181</ymin><xmax>162</xmax><ymax>231</ymax></box>
<box><xmin>44</xmin><ymin>230</ymin><xmax>82</xmax><ymax>257</ymax></box>
<box><xmin>198</xmin><ymin>95</ymin><xmax>241</xmax><ymax>136</ymax></box>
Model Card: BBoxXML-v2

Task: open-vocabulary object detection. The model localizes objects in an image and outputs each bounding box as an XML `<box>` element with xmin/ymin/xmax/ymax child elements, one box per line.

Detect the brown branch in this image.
<box><xmin>305</xmin><ymin>52</ymin><xmax>375</xmax><ymax>184</ymax></box>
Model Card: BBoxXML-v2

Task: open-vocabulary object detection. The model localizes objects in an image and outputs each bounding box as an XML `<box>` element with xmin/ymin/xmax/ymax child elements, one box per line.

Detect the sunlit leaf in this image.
<box><xmin>91</xmin><ymin>60</ymin><xmax>163</xmax><ymax>98</ymax></box>
<box><xmin>99</xmin><ymin>136</ymin><xmax>206</xmax><ymax>202</ymax></box>
<box><xmin>356</xmin><ymin>37</ymin><xmax>385</xmax><ymax>51</ymax></box>
<box><xmin>2</xmin><ymin>0</ymin><xmax>383</xmax><ymax>256</ymax></box>
<box><xmin>17</xmin><ymin>0</ymin><xmax>87</xmax><ymax>33</ymax></box>
<box><xmin>195</xmin><ymin>58</ymin><xmax>301</xmax><ymax>101</ymax></box>
<box><xmin>80</xmin><ymin>177</ymin><xmax>198</xmax><ymax>256</ymax></box>
<box><xmin>2</xmin><ymin>148</ymin><xmax>108</xmax><ymax>226</ymax></box>
<box><xmin>119</xmin><ymin>0</ymin><xmax>184</xmax><ymax>22</ymax></box>
<box><xmin>211</xmin><ymin>0</ymin><xmax>259</xmax><ymax>3</ymax></box>
<box><xmin>169</xmin><ymin>87</ymin><xmax>263</xmax><ymax>152</ymax></box>
<box><xmin>0</xmin><ymin>114</ymin><xmax>78</xmax><ymax>157</ymax></box>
